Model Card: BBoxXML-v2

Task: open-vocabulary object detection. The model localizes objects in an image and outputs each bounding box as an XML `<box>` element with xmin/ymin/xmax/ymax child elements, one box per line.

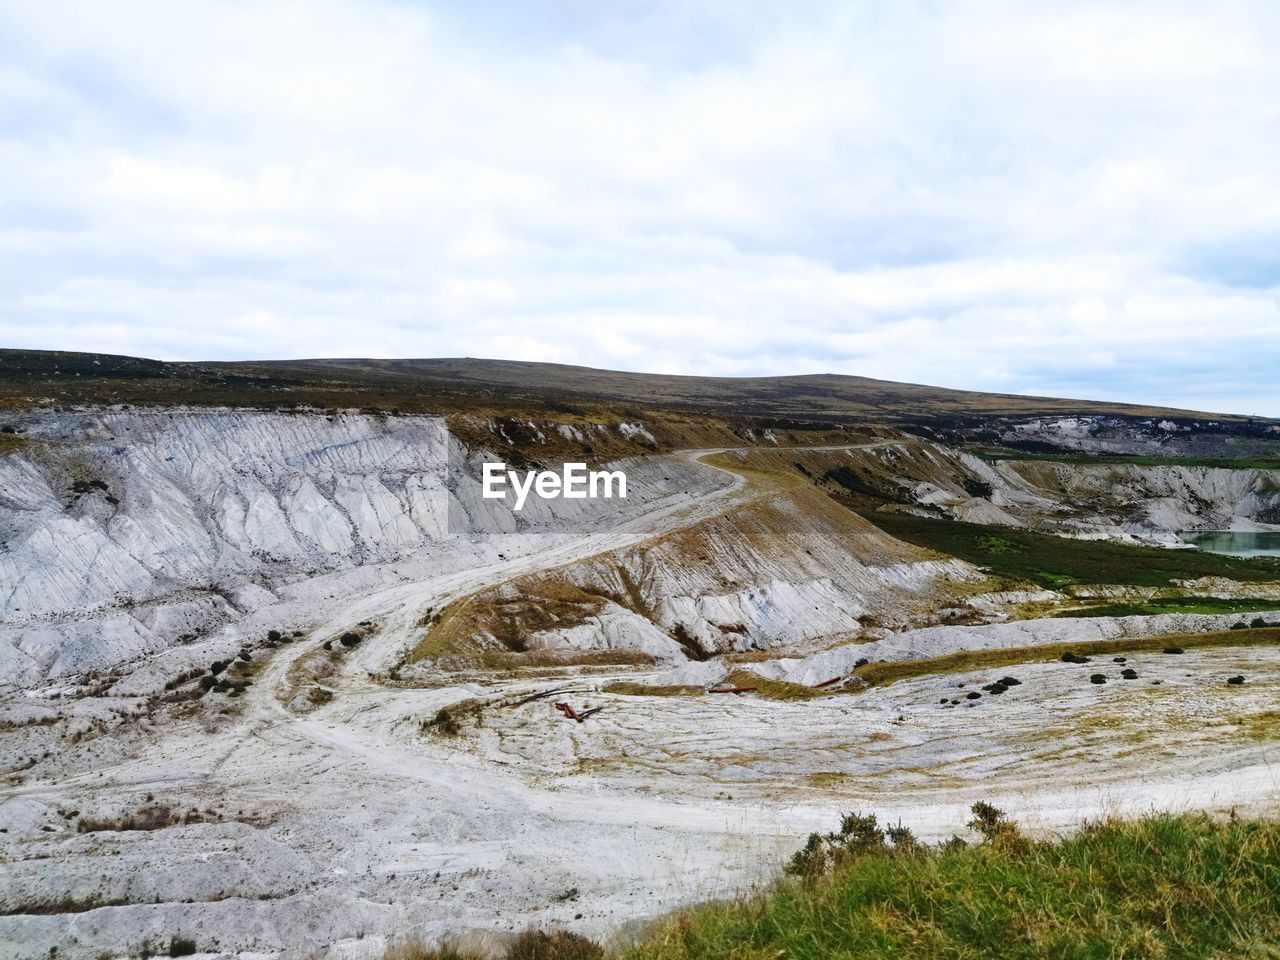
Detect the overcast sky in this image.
<box><xmin>2</xmin><ymin>1</ymin><xmax>1279</xmax><ymax>414</ymax></box>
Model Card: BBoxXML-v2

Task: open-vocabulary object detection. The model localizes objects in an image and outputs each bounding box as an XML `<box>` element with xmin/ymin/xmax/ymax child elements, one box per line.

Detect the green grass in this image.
<box><xmin>850</xmin><ymin>627</ymin><xmax>1280</xmax><ymax>687</ymax></box>
<box><xmin>969</xmin><ymin>447</ymin><xmax>1280</xmax><ymax>470</ymax></box>
<box><xmin>621</xmin><ymin>811</ymin><xmax>1280</xmax><ymax>960</ymax></box>
<box><xmin>858</xmin><ymin>510</ymin><xmax>1280</xmax><ymax>588</ymax></box>
<box><xmin>1055</xmin><ymin>597</ymin><xmax>1280</xmax><ymax>618</ymax></box>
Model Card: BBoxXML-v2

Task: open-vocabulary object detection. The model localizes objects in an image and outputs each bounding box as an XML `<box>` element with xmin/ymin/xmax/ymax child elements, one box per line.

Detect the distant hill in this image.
<box><xmin>0</xmin><ymin>349</ymin><xmax>1272</xmax><ymax>430</ymax></box>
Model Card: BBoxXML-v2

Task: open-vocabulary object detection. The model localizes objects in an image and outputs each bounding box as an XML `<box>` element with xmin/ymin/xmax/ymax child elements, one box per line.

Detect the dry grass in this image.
<box><xmin>0</xmin><ymin>432</ymin><xmax>30</xmax><ymax>455</ymax></box>
<box><xmin>382</xmin><ymin>930</ymin><xmax>602</xmax><ymax>960</ymax></box>
<box><xmin>719</xmin><ymin>669</ymin><xmax>830</xmax><ymax>701</ymax></box>
<box><xmin>602</xmin><ymin>682</ymin><xmax>706</xmax><ymax>697</ymax></box>
<box><xmin>479</xmin><ymin>649</ymin><xmax>653</xmax><ymax>671</ymax></box>
<box><xmin>409</xmin><ymin>580</ymin><xmax>622</xmax><ymax>664</ymax></box>
<box><xmin>852</xmin><ymin>626</ymin><xmax>1280</xmax><ymax>688</ymax></box>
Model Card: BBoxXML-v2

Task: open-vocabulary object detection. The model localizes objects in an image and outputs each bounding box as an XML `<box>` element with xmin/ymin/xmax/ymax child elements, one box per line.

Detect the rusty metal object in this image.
<box><xmin>554</xmin><ymin>701</ymin><xmax>582</xmax><ymax>721</ymax></box>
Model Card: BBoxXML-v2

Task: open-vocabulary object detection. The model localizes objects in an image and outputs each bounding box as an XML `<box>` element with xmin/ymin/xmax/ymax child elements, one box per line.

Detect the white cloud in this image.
<box><xmin>0</xmin><ymin>0</ymin><xmax>1278</xmax><ymax>413</ymax></box>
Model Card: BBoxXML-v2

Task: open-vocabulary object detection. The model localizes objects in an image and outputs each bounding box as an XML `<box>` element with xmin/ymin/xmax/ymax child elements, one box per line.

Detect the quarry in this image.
<box><xmin>2</xmin><ymin>355</ymin><xmax>1280</xmax><ymax>959</ymax></box>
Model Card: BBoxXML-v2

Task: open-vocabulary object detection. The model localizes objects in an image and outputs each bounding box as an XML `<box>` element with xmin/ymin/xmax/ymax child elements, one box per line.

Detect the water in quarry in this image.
<box><xmin>1180</xmin><ymin>530</ymin><xmax>1280</xmax><ymax>557</ymax></box>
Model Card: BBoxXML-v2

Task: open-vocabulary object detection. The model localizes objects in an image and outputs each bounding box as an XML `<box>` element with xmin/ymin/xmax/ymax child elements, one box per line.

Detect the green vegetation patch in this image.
<box><xmin>1056</xmin><ymin>597</ymin><xmax>1280</xmax><ymax>618</ymax></box>
<box><xmin>859</xmin><ymin>510</ymin><xmax>1280</xmax><ymax>588</ymax></box>
<box><xmin>623</xmin><ymin>810</ymin><xmax>1280</xmax><ymax>960</ymax></box>
<box><xmin>852</xmin><ymin>627</ymin><xmax>1280</xmax><ymax>687</ymax></box>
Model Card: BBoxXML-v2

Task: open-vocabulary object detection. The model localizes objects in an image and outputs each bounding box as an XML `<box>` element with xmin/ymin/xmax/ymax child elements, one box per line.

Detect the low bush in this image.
<box><xmin>785</xmin><ymin>811</ymin><xmax>919</xmax><ymax>878</ymax></box>
<box><xmin>422</xmin><ymin>708</ymin><xmax>460</xmax><ymax>737</ymax></box>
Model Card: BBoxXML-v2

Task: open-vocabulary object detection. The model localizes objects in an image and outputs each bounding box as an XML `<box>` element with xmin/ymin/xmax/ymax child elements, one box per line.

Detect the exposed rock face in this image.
<box><xmin>782</xmin><ymin>440</ymin><xmax>1280</xmax><ymax>544</ymax></box>
<box><xmin>422</xmin><ymin>483</ymin><xmax>982</xmax><ymax>667</ymax></box>
<box><xmin>0</xmin><ymin>411</ymin><xmax>452</xmax><ymax>684</ymax></box>
<box><xmin>989</xmin><ymin>459</ymin><xmax>1280</xmax><ymax>540</ymax></box>
<box><xmin>941</xmin><ymin>414</ymin><xmax>1280</xmax><ymax>458</ymax></box>
<box><xmin>0</xmin><ymin>409</ymin><xmax>723</xmax><ymax>687</ymax></box>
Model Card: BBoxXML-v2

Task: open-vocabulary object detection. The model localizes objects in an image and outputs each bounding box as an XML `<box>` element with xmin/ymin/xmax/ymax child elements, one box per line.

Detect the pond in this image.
<box><xmin>1179</xmin><ymin>530</ymin><xmax>1280</xmax><ymax>558</ymax></box>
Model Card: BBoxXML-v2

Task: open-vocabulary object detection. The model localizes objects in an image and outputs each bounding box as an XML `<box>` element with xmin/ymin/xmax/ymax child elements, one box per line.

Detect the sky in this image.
<box><xmin>2</xmin><ymin>1</ymin><xmax>1279</xmax><ymax>415</ymax></box>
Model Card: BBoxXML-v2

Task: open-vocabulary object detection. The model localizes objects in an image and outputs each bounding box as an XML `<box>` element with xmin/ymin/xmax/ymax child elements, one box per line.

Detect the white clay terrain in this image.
<box><xmin>2</xmin><ymin>409</ymin><xmax>1280</xmax><ymax>959</ymax></box>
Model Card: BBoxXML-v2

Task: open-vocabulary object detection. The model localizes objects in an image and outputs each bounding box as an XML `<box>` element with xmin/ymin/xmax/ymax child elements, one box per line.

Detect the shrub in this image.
<box><xmin>785</xmin><ymin>812</ymin><xmax>898</xmax><ymax>877</ymax></box>
<box><xmin>785</xmin><ymin>832</ymin><xmax>829</xmax><ymax>877</ymax></box>
<box><xmin>168</xmin><ymin>937</ymin><xmax>197</xmax><ymax>957</ymax></box>
<box><xmin>885</xmin><ymin>821</ymin><xmax>919</xmax><ymax>852</ymax></box>
<box><xmin>422</xmin><ymin>708</ymin><xmax>460</xmax><ymax>737</ymax></box>
<box><xmin>966</xmin><ymin>801</ymin><xmax>1025</xmax><ymax>849</ymax></box>
<box><xmin>1162</xmin><ymin>646</ymin><xmax>1185</xmax><ymax>654</ymax></box>
<box><xmin>1090</xmin><ymin>674</ymin><xmax>1107</xmax><ymax>684</ymax></box>
<box><xmin>267</xmin><ymin>629</ymin><xmax>282</xmax><ymax>642</ymax></box>
<box><xmin>967</xmin><ymin>802</ymin><xmax>1005</xmax><ymax>839</ymax></box>
<box><xmin>340</xmin><ymin>631</ymin><xmax>363</xmax><ymax>647</ymax></box>
<box><xmin>1251</xmin><ymin>617</ymin><xmax>1268</xmax><ymax>628</ymax></box>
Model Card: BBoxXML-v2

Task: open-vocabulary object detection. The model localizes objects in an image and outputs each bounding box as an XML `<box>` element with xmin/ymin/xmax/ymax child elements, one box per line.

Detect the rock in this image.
<box><xmin>1227</xmin><ymin>675</ymin><xmax>1245</xmax><ymax>685</ymax></box>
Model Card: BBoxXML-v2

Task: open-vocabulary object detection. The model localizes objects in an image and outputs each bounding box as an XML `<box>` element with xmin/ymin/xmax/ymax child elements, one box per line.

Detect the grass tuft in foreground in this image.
<box><xmin>623</xmin><ymin>806</ymin><xmax>1280</xmax><ymax>960</ymax></box>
